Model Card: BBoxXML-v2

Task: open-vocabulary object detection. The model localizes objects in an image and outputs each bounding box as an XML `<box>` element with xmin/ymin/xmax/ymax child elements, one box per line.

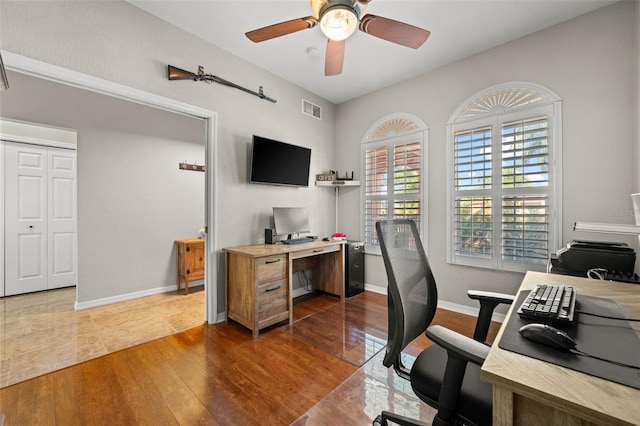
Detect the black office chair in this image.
<box><xmin>374</xmin><ymin>219</ymin><xmax>514</xmax><ymax>426</ymax></box>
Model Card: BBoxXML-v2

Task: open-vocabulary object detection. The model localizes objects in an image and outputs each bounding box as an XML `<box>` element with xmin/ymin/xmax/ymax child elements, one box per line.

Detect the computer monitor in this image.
<box><xmin>273</xmin><ymin>207</ymin><xmax>310</xmax><ymax>237</ymax></box>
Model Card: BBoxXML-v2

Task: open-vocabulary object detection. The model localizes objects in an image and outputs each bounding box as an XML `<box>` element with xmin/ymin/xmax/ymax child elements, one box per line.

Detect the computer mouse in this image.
<box><xmin>518</xmin><ymin>323</ymin><xmax>577</xmax><ymax>351</ymax></box>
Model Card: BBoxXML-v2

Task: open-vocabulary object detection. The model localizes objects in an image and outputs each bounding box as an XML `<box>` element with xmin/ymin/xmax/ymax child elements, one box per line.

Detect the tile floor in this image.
<box><xmin>0</xmin><ymin>286</ymin><xmax>204</xmax><ymax>388</ymax></box>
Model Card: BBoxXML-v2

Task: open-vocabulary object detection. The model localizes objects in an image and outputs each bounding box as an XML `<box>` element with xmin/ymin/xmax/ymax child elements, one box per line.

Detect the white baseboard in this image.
<box><xmin>364</xmin><ymin>283</ymin><xmax>506</xmax><ymax>323</ymax></box>
<box><xmin>212</xmin><ymin>283</ymin><xmax>506</xmax><ymax>326</ymax></box>
<box><xmin>364</xmin><ymin>283</ymin><xmax>386</xmax><ymax>295</ymax></box>
<box><xmin>438</xmin><ymin>300</ymin><xmax>506</xmax><ymax>323</ymax></box>
<box><xmin>74</xmin><ymin>279</ymin><xmax>204</xmax><ymax>310</ymax></box>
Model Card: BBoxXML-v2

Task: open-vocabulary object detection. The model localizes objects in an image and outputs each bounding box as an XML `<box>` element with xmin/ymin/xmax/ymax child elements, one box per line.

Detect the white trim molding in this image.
<box><xmin>2</xmin><ymin>50</ymin><xmax>219</xmax><ymax>324</ymax></box>
<box><xmin>0</xmin><ymin>118</ymin><xmax>77</xmax><ymax>149</ymax></box>
<box><xmin>446</xmin><ymin>82</ymin><xmax>563</xmax><ymax>273</ymax></box>
<box><xmin>361</xmin><ymin>112</ymin><xmax>429</xmax><ymax>254</ymax></box>
<box><xmin>363</xmin><ymin>283</ymin><xmax>506</xmax><ymax>323</ymax></box>
<box><xmin>448</xmin><ymin>82</ymin><xmax>562</xmax><ymax>125</ymax></box>
<box><xmin>75</xmin><ymin>280</ymin><xmax>202</xmax><ymax>310</ymax></box>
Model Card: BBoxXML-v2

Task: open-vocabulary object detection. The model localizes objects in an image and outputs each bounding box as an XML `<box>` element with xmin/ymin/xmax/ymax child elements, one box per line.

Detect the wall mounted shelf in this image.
<box><xmin>315</xmin><ymin>180</ymin><xmax>360</xmax><ymax>187</ymax></box>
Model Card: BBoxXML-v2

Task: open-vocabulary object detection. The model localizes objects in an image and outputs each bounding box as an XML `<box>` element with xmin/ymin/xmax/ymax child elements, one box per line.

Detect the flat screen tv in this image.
<box><xmin>250</xmin><ymin>135</ymin><xmax>311</xmax><ymax>187</ymax></box>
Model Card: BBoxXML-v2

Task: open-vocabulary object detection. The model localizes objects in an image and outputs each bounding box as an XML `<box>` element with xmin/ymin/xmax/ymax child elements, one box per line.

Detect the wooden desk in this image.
<box><xmin>174</xmin><ymin>238</ymin><xmax>205</xmax><ymax>295</ymax></box>
<box><xmin>481</xmin><ymin>271</ymin><xmax>640</xmax><ymax>425</ymax></box>
<box><xmin>223</xmin><ymin>240</ymin><xmax>345</xmax><ymax>338</ymax></box>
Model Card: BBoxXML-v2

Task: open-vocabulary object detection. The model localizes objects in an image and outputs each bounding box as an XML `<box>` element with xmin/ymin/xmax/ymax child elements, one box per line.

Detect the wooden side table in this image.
<box><xmin>174</xmin><ymin>238</ymin><xmax>205</xmax><ymax>295</ymax></box>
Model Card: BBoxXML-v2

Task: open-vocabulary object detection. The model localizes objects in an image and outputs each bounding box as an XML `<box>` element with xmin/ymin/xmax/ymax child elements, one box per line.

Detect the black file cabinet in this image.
<box><xmin>345</xmin><ymin>241</ymin><xmax>364</xmax><ymax>297</ymax></box>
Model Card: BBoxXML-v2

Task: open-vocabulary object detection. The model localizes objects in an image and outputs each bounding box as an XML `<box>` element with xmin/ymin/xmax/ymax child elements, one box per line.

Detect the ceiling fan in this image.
<box><xmin>245</xmin><ymin>0</ymin><xmax>430</xmax><ymax>76</ymax></box>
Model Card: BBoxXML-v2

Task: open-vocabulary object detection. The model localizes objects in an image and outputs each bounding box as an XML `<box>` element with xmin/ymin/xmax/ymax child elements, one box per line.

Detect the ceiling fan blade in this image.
<box><xmin>246</xmin><ymin>16</ymin><xmax>318</xmax><ymax>43</ymax></box>
<box><xmin>325</xmin><ymin>39</ymin><xmax>345</xmax><ymax>76</ymax></box>
<box><xmin>359</xmin><ymin>14</ymin><xmax>430</xmax><ymax>49</ymax></box>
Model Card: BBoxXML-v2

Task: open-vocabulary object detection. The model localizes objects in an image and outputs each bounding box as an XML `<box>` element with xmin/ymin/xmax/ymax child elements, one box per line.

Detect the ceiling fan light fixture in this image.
<box><xmin>320</xmin><ymin>5</ymin><xmax>358</xmax><ymax>41</ymax></box>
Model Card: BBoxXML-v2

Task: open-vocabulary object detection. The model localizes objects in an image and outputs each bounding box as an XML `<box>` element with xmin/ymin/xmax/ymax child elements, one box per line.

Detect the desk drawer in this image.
<box><xmin>291</xmin><ymin>244</ymin><xmax>340</xmax><ymax>260</ymax></box>
<box><xmin>257</xmin><ymin>255</ymin><xmax>286</xmax><ymax>283</ymax></box>
<box><xmin>258</xmin><ymin>279</ymin><xmax>288</xmax><ymax>323</ymax></box>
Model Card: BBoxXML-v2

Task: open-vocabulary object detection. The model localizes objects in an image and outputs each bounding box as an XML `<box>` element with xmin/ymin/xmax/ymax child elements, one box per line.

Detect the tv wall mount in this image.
<box><xmin>168</xmin><ymin>65</ymin><xmax>277</xmax><ymax>103</ymax></box>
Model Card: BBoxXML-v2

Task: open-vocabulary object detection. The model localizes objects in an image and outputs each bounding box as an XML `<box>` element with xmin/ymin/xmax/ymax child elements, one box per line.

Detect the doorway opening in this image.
<box><xmin>1</xmin><ymin>51</ymin><xmax>217</xmax><ymax>323</ymax></box>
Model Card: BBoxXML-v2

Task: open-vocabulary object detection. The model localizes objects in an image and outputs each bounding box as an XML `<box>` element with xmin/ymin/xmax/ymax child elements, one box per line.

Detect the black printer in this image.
<box><xmin>549</xmin><ymin>240</ymin><xmax>636</xmax><ymax>278</ymax></box>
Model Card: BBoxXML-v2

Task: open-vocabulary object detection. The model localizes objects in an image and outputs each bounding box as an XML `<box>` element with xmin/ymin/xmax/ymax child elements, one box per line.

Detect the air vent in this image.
<box><xmin>302</xmin><ymin>99</ymin><xmax>321</xmax><ymax>120</ymax></box>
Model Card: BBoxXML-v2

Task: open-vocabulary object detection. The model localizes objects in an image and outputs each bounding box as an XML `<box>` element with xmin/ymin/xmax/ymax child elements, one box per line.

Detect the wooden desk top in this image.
<box><xmin>222</xmin><ymin>240</ymin><xmax>344</xmax><ymax>257</ymax></box>
<box><xmin>174</xmin><ymin>238</ymin><xmax>204</xmax><ymax>245</ymax></box>
<box><xmin>481</xmin><ymin>271</ymin><xmax>640</xmax><ymax>425</ymax></box>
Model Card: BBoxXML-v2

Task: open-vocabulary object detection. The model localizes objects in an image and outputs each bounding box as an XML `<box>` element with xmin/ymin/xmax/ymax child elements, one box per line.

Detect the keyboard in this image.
<box><xmin>282</xmin><ymin>237</ymin><xmax>315</xmax><ymax>245</ymax></box>
<box><xmin>516</xmin><ymin>284</ymin><xmax>576</xmax><ymax>325</ymax></box>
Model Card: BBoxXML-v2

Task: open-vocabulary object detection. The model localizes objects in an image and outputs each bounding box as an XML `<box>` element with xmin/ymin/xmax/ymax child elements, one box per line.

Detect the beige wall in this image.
<box><xmin>0</xmin><ymin>1</ymin><xmax>338</xmax><ymax>309</ymax></box>
<box><xmin>336</xmin><ymin>2</ymin><xmax>638</xmax><ymax>309</ymax></box>
<box><xmin>1</xmin><ymin>1</ymin><xmax>637</xmax><ymax>313</ymax></box>
<box><xmin>636</xmin><ymin>1</ymin><xmax>640</xmax><ymax>193</ymax></box>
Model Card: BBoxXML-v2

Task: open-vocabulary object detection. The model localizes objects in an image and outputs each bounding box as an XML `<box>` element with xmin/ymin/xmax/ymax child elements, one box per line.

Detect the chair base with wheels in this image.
<box><xmin>374</xmin><ymin>413</ymin><xmax>429</xmax><ymax>426</ymax></box>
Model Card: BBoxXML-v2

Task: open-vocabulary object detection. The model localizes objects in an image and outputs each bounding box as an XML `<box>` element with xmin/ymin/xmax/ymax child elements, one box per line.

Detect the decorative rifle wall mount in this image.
<box><xmin>168</xmin><ymin>65</ymin><xmax>277</xmax><ymax>103</ymax></box>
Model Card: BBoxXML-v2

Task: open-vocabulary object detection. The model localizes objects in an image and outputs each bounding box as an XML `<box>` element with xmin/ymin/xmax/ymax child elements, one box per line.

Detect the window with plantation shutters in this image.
<box><xmin>454</xmin><ymin>127</ymin><xmax>492</xmax><ymax>190</ymax></box>
<box><xmin>447</xmin><ymin>83</ymin><xmax>562</xmax><ymax>273</ymax></box>
<box><xmin>362</xmin><ymin>114</ymin><xmax>427</xmax><ymax>251</ymax></box>
<box><xmin>454</xmin><ymin>196</ymin><xmax>492</xmax><ymax>258</ymax></box>
<box><xmin>501</xmin><ymin>117</ymin><xmax>548</xmax><ymax>189</ymax></box>
<box><xmin>364</xmin><ymin>146</ymin><xmax>388</xmax><ymax>246</ymax></box>
<box><xmin>501</xmin><ymin>117</ymin><xmax>550</xmax><ymax>264</ymax></box>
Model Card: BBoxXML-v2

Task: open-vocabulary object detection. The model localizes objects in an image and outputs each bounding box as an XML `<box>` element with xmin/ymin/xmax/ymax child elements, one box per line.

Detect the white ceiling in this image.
<box><xmin>129</xmin><ymin>0</ymin><xmax>616</xmax><ymax>104</ymax></box>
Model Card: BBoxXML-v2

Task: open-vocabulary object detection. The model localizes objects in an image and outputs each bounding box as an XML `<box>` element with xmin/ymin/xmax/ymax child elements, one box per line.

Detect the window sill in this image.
<box><xmin>447</xmin><ymin>259</ymin><xmax>545</xmax><ymax>274</ymax></box>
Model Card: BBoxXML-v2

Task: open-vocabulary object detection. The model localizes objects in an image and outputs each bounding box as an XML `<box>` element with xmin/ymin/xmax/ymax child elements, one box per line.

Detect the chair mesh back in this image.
<box><xmin>377</xmin><ymin>219</ymin><xmax>438</xmax><ymax>367</ymax></box>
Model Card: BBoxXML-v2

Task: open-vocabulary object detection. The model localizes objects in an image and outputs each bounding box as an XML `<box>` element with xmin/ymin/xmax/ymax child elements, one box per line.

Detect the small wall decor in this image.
<box><xmin>179</xmin><ymin>162</ymin><xmax>205</xmax><ymax>172</ymax></box>
<box><xmin>316</xmin><ymin>170</ymin><xmax>356</xmax><ymax>182</ymax></box>
<box><xmin>336</xmin><ymin>171</ymin><xmax>355</xmax><ymax>181</ymax></box>
<box><xmin>168</xmin><ymin>65</ymin><xmax>277</xmax><ymax>103</ymax></box>
<box><xmin>316</xmin><ymin>171</ymin><xmax>336</xmax><ymax>181</ymax></box>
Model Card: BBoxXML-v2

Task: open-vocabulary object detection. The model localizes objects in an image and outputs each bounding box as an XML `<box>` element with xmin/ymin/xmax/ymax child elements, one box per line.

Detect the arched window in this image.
<box><xmin>446</xmin><ymin>83</ymin><xmax>562</xmax><ymax>272</ymax></box>
<box><xmin>361</xmin><ymin>113</ymin><xmax>428</xmax><ymax>251</ymax></box>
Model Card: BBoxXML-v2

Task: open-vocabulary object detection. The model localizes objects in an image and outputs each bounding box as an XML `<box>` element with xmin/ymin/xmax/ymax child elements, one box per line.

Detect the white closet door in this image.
<box><xmin>5</xmin><ymin>142</ymin><xmax>48</xmax><ymax>295</ymax></box>
<box><xmin>47</xmin><ymin>148</ymin><xmax>77</xmax><ymax>289</ymax></box>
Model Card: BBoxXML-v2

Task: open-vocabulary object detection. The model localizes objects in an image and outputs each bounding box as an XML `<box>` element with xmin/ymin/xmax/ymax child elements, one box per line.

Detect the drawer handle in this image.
<box><xmin>265</xmin><ymin>258</ymin><xmax>281</xmax><ymax>264</ymax></box>
<box><xmin>354</xmin><ymin>263</ymin><xmax>360</xmax><ymax>268</ymax></box>
<box><xmin>265</xmin><ymin>285</ymin><xmax>281</xmax><ymax>292</ymax></box>
<box><xmin>313</xmin><ymin>249</ymin><xmax>324</xmax><ymax>253</ymax></box>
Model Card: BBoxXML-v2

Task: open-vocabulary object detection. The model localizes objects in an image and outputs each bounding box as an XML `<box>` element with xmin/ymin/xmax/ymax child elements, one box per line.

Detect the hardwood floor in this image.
<box><xmin>0</xmin><ymin>292</ymin><xmax>500</xmax><ymax>425</ymax></box>
<box><xmin>284</xmin><ymin>292</ymin><xmax>388</xmax><ymax>366</ymax></box>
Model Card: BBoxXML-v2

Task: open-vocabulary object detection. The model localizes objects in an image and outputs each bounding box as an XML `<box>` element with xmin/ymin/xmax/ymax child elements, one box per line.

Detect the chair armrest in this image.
<box><xmin>467</xmin><ymin>290</ymin><xmax>515</xmax><ymax>305</ymax></box>
<box><xmin>425</xmin><ymin>325</ymin><xmax>489</xmax><ymax>366</ymax></box>
<box><xmin>468</xmin><ymin>290</ymin><xmax>515</xmax><ymax>343</ymax></box>
<box><xmin>425</xmin><ymin>325</ymin><xmax>490</xmax><ymax>425</ymax></box>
